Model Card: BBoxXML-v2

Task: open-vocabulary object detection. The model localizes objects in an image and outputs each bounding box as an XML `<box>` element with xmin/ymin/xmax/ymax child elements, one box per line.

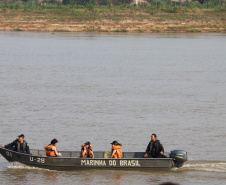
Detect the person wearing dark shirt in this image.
<box><xmin>1</xmin><ymin>134</ymin><xmax>30</xmax><ymax>154</ymax></box>
<box><xmin>144</xmin><ymin>133</ymin><xmax>164</xmax><ymax>158</ymax></box>
<box><xmin>80</xmin><ymin>141</ymin><xmax>94</xmax><ymax>158</ymax></box>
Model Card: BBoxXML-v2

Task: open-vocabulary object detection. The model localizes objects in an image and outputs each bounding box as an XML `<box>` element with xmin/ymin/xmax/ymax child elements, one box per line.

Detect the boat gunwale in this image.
<box><xmin>1</xmin><ymin>148</ymin><xmax>173</xmax><ymax>160</ymax></box>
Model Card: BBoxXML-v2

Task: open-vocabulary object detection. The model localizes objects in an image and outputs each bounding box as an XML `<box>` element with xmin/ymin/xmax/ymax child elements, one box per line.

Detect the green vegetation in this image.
<box><xmin>0</xmin><ymin>0</ymin><xmax>226</xmax><ymax>10</ymax></box>
<box><xmin>0</xmin><ymin>0</ymin><xmax>225</xmax><ymax>32</ymax></box>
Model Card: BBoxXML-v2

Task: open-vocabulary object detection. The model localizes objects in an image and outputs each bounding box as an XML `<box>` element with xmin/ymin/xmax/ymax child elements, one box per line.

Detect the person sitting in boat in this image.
<box><xmin>1</xmin><ymin>134</ymin><xmax>30</xmax><ymax>154</ymax></box>
<box><xmin>44</xmin><ymin>139</ymin><xmax>61</xmax><ymax>157</ymax></box>
<box><xmin>80</xmin><ymin>141</ymin><xmax>94</xmax><ymax>158</ymax></box>
<box><xmin>144</xmin><ymin>133</ymin><xmax>164</xmax><ymax>158</ymax></box>
<box><xmin>110</xmin><ymin>141</ymin><xmax>123</xmax><ymax>158</ymax></box>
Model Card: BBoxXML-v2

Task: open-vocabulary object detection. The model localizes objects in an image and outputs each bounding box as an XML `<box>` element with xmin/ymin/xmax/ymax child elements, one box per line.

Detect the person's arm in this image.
<box><xmin>52</xmin><ymin>146</ymin><xmax>61</xmax><ymax>157</ymax></box>
<box><xmin>90</xmin><ymin>150</ymin><xmax>94</xmax><ymax>158</ymax></box>
<box><xmin>144</xmin><ymin>142</ymin><xmax>150</xmax><ymax>157</ymax></box>
<box><xmin>26</xmin><ymin>143</ymin><xmax>30</xmax><ymax>154</ymax></box>
<box><xmin>159</xmin><ymin>142</ymin><xmax>164</xmax><ymax>155</ymax></box>
<box><xmin>4</xmin><ymin>140</ymin><xmax>16</xmax><ymax>149</ymax></box>
<box><xmin>81</xmin><ymin>148</ymin><xmax>86</xmax><ymax>158</ymax></box>
<box><xmin>110</xmin><ymin>150</ymin><xmax>116</xmax><ymax>158</ymax></box>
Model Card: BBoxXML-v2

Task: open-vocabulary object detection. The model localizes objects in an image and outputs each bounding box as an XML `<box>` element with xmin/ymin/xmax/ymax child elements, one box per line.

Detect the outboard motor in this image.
<box><xmin>170</xmin><ymin>150</ymin><xmax>187</xmax><ymax>168</ymax></box>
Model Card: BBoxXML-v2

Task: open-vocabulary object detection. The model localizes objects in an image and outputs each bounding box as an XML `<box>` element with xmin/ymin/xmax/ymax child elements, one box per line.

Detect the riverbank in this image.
<box><xmin>0</xmin><ymin>7</ymin><xmax>225</xmax><ymax>32</ymax></box>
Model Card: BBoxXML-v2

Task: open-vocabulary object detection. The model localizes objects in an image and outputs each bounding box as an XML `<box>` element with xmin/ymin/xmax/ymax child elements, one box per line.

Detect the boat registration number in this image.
<box><xmin>30</xmin><ymin>157</ymin><xmax>45</xmax><ymax>163</ymax></box>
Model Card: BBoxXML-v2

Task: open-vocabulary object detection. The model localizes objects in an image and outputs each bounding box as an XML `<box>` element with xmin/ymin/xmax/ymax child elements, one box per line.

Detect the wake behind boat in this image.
<box><xmin>0</xmin><ymin>147</ymin><xmax>187</xmax><ymax>170</ymax></box>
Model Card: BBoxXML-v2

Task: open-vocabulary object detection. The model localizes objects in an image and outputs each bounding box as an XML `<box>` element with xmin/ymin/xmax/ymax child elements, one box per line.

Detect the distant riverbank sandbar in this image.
<box><xmin>0</xmin><ymin>8</ymin><xmax>225</xmax><ymax>33</ymax></box>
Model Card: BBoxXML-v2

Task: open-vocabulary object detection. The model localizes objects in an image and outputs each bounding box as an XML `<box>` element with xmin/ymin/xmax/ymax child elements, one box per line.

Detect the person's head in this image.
<box><xmin>111</xmin><ymin>141</ymin><xmax>121</xmax><ymax>146</ymax></box>
<box><xmin>51</xmin><ymin>139</ymin><xmax>58</xmax><ymax>146</ymax></box>
<box><xmin>84</xmin><ymin>141</ymin><xmax>90</xmax><ymax>147</ymax></box>
<box><xmin>151</xmin><ymin>134</ymin><xmax>157</xmax><ymax>142</ymax></box>
<box><xmin>18</xmin><ymin>134</ymin><xmax>24</xmax><ymax>142</ymax></box>
<box><xmin>159</xmin><ymin>182</ymin><xmax>179</xmax><ymax>185</ymax></box>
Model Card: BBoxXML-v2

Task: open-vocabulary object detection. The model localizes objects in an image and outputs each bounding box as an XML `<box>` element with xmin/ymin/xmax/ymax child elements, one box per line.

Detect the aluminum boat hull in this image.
<box><xmin>0</xmin><ymin>148</ymin><xmax>179</xmax><ymax>170</ymax></box>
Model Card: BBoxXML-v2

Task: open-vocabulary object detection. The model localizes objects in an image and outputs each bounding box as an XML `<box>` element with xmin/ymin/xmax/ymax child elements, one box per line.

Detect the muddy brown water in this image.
<box><xmin>0</xmin><ymin>32</ymin><xmax>226</xmax><ymax>185</ymax></box>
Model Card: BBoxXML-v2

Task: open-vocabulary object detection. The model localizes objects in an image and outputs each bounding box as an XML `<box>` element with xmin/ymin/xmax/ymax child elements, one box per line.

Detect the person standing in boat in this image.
<box><xmin>110</xmin><ymin>141</ymin><xmax>123</xmax><ymax>158</ymax></box>
<box><xmin>144</xmin><ymin>134</ymin><xmax>164</xmax><ymax>158</ymax></box>
<box><xmin>44</xmin><ymin>139</ymin><xmax>61</xmax><ymax>157</ymax></box>
<box><xmin>80</xmin><ymin>141</ymin><xmax>94</xmax><ymax>158</ymax></box>
<box><xmin>1</xmin><ymin>134</ymin><xmax>30</xmax><ymax>154</ymax></box>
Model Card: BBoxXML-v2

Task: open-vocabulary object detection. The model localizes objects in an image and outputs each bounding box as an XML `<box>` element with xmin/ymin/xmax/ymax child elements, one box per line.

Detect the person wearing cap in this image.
<box><xmin>144</xmin><ymin>133</ymin><xmax>164</xmax><ymax>158</ymax></box>
<box><xmin>110</xmin><ymin>141</ymin><xmax>123</xmax><ymax>158</ymax></box>
<box><xmin>80</xmin><ymin>141</ymin><xmax>94</xmax><ymax>158</ymax></box>
<box><xmin>44</xmin><ymin>139</ymin><xmax>61</xmax><ymax>157</ymax></box>
<box><xmin>1</xmin><ymin>134</ymin><xmax>30</xmax><ymax>154</ymax></box>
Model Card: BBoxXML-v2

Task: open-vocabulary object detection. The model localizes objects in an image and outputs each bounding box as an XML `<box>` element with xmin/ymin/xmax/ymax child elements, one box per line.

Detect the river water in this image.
<box><xmin>0</xmin><ymin>32</ymin><xmax>226</xmax><ymax>185</ymax></box>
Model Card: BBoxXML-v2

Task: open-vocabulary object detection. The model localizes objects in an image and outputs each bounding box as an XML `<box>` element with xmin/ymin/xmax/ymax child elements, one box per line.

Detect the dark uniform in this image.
<box><xmin>145</xmin><ymin>140</ymin><xmax>164</xmax><ymax>158</ymax></box>
<box><xmin>4</xmin><ymin>139</ymin><xmax>30</xmax><ymax>154</ymax></box>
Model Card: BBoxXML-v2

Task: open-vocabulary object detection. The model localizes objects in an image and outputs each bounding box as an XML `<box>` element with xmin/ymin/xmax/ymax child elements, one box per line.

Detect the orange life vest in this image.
<box><xmin>112</xmin><ymin>145</ymin><xmax>123</xmax><ymax>158</ymax></box>
<box><xmin>45</xmin><ymin>145</ymin><xmax>57</xmax><ymax>157</ymax></box>
<box><xmin>80</xmin><ymin>145</ymin><xmax>94</xmax><ymax>158</ymax></box>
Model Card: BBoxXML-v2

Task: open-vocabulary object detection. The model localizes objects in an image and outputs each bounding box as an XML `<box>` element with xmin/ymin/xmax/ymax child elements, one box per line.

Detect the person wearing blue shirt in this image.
<box><xmin>1</xmin><ymin>134</ymin><xmax>30</xmax><ymax>154</ymax></box>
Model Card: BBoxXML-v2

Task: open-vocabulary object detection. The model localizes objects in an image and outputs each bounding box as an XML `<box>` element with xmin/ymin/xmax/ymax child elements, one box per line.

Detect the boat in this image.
<box><xmin>0</xmin><ymin>147</ymin><xmax>187</xmax><ymax>170</ymax></box>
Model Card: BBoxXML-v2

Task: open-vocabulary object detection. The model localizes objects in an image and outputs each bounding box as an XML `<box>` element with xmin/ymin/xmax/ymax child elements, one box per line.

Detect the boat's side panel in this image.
<box><xmin>0</xmin><ymin>148</ymin><xmax>173</xmax><ymax>170</ymax></box>
<box><xmin>25</xmin><ymin>157</ymin><xmax>172</xmax><ymax>169</ymax></box>
<box><xmin>79</xmin><ymin>158</ymin><xmax>172</xmax><ymax>169</ymax></box>
<box><xmin>0</xmin><ymin>148</ymin><xmax>81</xmax><ymax>168</ymax></box>
<box><xmin>0</xmin><ymin>148</ymin><xmax>19</xmax><ymax>162</ymax></box>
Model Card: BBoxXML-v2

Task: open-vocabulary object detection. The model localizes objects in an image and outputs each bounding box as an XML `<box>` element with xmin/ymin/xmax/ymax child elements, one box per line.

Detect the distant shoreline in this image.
<box><xmin>0</xmin><ymin>8</ymin><xmax>225</xmax><ymax>33</ymax></box>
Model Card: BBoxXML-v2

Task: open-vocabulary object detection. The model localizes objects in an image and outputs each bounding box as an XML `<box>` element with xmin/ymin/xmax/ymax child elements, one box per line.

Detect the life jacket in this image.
<box><xmin>80</xmin><ymin>145</ymin><xmax>93</xmax><ymax>158</ymax></box>
<box><xmin>111</xmin><ymin>145</ymin><xmax>123</xmax><ymax>158</ymax></box>
<box><xmin>45</xmin><ymin>144</ymin><xmax>57</xmax><ymax>157</ymax></box>
<box><xmin>149</xmin><ymin>140</ymin><xmax>162</xmax><ymax>155</ymax></box>
<box><xmin>17</xmin><ymin>140</ymin><xmax>27</xmax><ymax>153</ymax></box>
